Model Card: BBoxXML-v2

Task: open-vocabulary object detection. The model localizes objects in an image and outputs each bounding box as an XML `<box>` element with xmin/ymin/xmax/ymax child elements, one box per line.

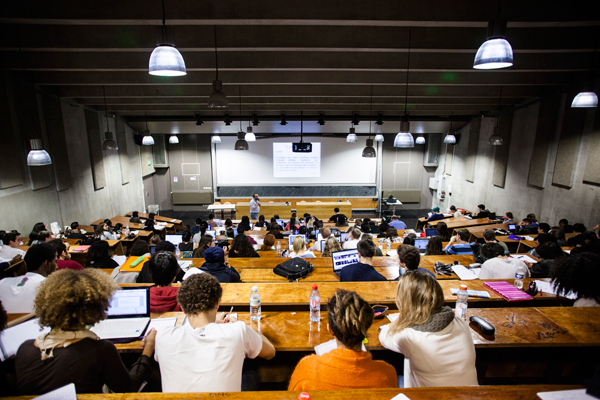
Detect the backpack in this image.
<box><xmin>470</xmin><ymin>243</ymin><xmax>485</xmax><ymax>264</ymax></box>
<box><xmin>273</xmin><ymin>257</ymin><xmax>313</xmax><ymax>282</ymax></box>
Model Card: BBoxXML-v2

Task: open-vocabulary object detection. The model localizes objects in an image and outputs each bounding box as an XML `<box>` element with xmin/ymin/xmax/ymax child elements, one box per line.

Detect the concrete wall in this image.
<box><xmin>431</xmin><ymin>96</ymin><xmax>600</xmax><ymax>229</ymax></box>
<box><xmin>0</xmin><ymin>76</ymin><xmax>145</xmax><ymax>235</ymax></box>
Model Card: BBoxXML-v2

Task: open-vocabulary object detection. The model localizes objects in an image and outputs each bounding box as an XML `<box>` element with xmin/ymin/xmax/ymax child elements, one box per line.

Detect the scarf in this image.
<box><xmin>409</xmin><ymin>306</ymin><xmax>456</xmax><ymax>333</ymax></box>
<box><xmin>36</xmin><ymin>329</ymin><xmax>99</xmax><ymax>360</ymax></box>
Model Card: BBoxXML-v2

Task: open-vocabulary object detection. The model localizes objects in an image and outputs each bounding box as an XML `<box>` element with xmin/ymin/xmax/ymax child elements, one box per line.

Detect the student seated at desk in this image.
<box><xmin>570</xmin><ymin>232</ymin><xmax>600</xmax><ymax>255</ymax></box>
<box><xmin>178</xmin><ymin>230</ymin><xmax>194</xmax><ymax>252</ymax></box>
<box><xmin>515</xmin><ymin>218</ymin><xmax>538</xmax><ymax>235</ymax></box>
<box><xmin>379</xmin><ymin>271</ymin><xmax>478</xmax><ymax>388</ymax></box>
<box><xmin>110</xmin><ymin>240</ymin><xmax>151</xmax><ymax>283</ymax></box>
<box><xmin>551</xmin><ymin>252</ymin><xmax>600</xmax><ymax>307</ymax></box>
<box><xmin>155</xmin><ymin>274</ymin><xmax>275</xmax><ymax>392</ymax></box>
<box><xmin>239</xmin><ymin>216</ymin><xmax>252</xmax><ymax>232</ymax></box>
<box><xmin>503</xmin><ymin>211</ymin><xmax>515</xmax><ymax>223</ymax></box>
<box><xmin>228</xmin><ymin>234</ymin><xmax>259</xmax><ymax>258</ymax></box>
<box><xmin>288</xmin><ymin>289</ymin><xmax>397</xmax><ymax>391</ymax></box>
<box><xmin>193</xmin><ymin>234</ymin><xmax>215</xmax><ymax>258</ymax></box>
<box><xmin>478</xmin><ymin>243</ymin><xmax>529</xmax><ymax>280</ymax></box>
<box><xmin>443</xmin><ymin>229</ymin><xmax>474</xmax><ymax>255</ymax></box>
<box><xmin>377</xmin><ymin>221</ymin><xmax>389</xmax><ymax>238</ymax></box>
<box><xmin>538</xmin><ymin>222</ymin><xmax>551</xmax><ymax>234</ymax></box>
<box><xmin>149</xmin><ymin>252</ymin><xmax>182</xmax><ymax>312</ymax></box>
<box><xmin>138</xmin><ymin>242</ymin><xmax>184</xmax><ymax>284</ymax></box>
<box><xmin>48</xmin><ymin>239</ymin><xmax>83</xmax><ymax>271</ymax></box>
<box><xmin>403</xmin><ymin>233</ymin><xmax>417</xmax><ymax>246</ymax></box>
<box><xmin>285</xmin><ymin>217</ymin><xmax>300</xmax><ymax>232</ymax></box>
<box><xmin>86</xmin><ymin>240</ymin><xmax>119</xmax><ymax>270</ymax></box>
<box><xmin>268</xmin><ymin>223</ymin><xmax>284</xmax><ymax>239</ymax></box>
<box><xmin>237</xmin><ymin>226</ymin><xmax>257</xmax><ymax>245</ymax></box>
<box><xmin>567</xmin><ymin>223</ymin><xmax>588</xmax><ymax>247</ymax></box>
<box><xmin>259</xmin><ymin>234</ymin><xmax>276</xmax><ymax>251</ymax></box>
<box><xmin>15</xmin><ymin>269</ymin><xmax>155</xmax><ymax>395</ymax></box>
<box><xmin>129</xmin><ymin>211</ymin><xmax>142</xmax><ymax>223</ymax></box>
<box><xmin>0</xmin><ymin>244</ymin><xmax>57</xmax><ymax>313</ymax></box>
<box><xmin>0</xmin><ymin>255</ymin><xmax>26</xmax><ymax>280</ymax></box>
<box><xmin>449</xmin><ymin>205</ymin><xmax>462</xmax><ymax>218</ymax></box>
<box><xmin>436</xmin><ymin>222</ymin><xmax>451</xmax><ymax>242</ymax></box>
<box><xmin>0</xmin><ymin>231</ymin><xmax>26</xmax><ymax>260</ymax></box>
<box><xmin>397</xmin><ymin>245</ymin><xmax>436</xmax><ymax>279</ymax></box>
<box><xmin>94</xmin><ymin>223</ymin><xmax>118</xmax><ymax>241</ymax></box>
<box><xmin>322</xmin><ymin>236</ymin><xmax>343</xmax><ymax>257</ymax></box>
<box><xmin>551</xmin><ymin>226</ymin><xmax>567</xmax><ymax>247</ymax></box>
<box><xmin>329</xmin><ymin>207</ymin><xmax>348</xmax><ymax>227</ymax></box>
<box><xmin>67</xmin><ymin>222</ymin><xmax>88</xmax><ymax>239</ymax></box>
<box><xmin>308</xmin><ymin>227</ymin><xmax>330</xmax><ymax>251</ymax></box>
<box><xmin>30</xmin><ymin>230</ymin><xmax>51</xmax><ymax>245</ymax></box>
<box><xmin>288</xmin><ymin>236</ymin><xmax>316</xmax><ymax>258</ymax></box>
<box><xmin>424</xmin><ymin>236</ymin><xmax>445</xmax><ymax>256</ymax></box>
<box><xmin>388</xmin><ymin>215</ymin><xmax>407</xmax><ymax>230</ymax></box>
<box><xmin>343</xmin><ymin>228</ymin><xmax>362</xmax><ymax>250</ymax></box>
<box><xmin>185</xmin><ymin>247</ymin><xmax>240</xmax><ymax>283</ymax></box>
<box><xmin>472</xmin><ymin>204</ymin><xmax>490</xmax><ymax>219</ymax></box>
<box><xmin>559</xmin><ymin>218</ymin><xmax>573</xmax><ymax>234</ymax></box>
<box><xmin>340</xmin><ymin>239</ymin><xmax>386</xmax><ymax>282</ymax></box>
<box><xmin>482</xmin><ymin>229</ymin><xmax>509</xmax><ymax>255</ymax></box>
<box><xmin>207</xmin><ymin>213</ymin><xmax>219</xmax><ymax>229</ymax></box>
<box><xmin>427</xmin><ymin>207</ymin><xmax>445</xmax><ymax>222</ymax></box>
<box><xmin>27</xmin><ymin>222</ymin><xmax>46</xmax><ymax>245</ymax></box>
<box><xmin>255</xmin><ymin>214</ymin><xmax>267</xmax><ymax>228</ymax></box>
<box><xmin>529</xmin><ymin>242</ymin><xmax>565</xmax><ymax>278</ymax></box>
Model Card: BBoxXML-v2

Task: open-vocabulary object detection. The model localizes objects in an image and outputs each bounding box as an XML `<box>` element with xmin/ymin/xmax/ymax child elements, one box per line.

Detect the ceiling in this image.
<box><xmin>1</xmin><ymin>1</ymin><xmax>598</xmax><ymax>134</ymax></box>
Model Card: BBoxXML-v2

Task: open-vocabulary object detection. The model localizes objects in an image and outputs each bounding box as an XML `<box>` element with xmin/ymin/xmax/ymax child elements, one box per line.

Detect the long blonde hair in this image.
<box><xmin>388</xmin><ymin>271</ymin><xmax>445</xmax><ymax>334</ymax></box>
<box><xmin>292</xmin><ymin>235</ymin><xmax>306</xmax><ymax>254</ymax></box>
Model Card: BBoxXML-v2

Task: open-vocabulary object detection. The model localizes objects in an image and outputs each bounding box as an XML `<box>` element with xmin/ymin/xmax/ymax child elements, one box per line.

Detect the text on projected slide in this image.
<box><xmin>273</xmin><ymin>142</ymin><xmax>321</xmax><ymax>178</ymax></box>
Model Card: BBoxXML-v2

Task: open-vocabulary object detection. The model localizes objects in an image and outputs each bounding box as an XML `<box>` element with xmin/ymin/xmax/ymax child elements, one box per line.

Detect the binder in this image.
<box><xmin>483</xmin><ymin>281</ymin><xmax>533</xmax><ymax>301</ymax></box>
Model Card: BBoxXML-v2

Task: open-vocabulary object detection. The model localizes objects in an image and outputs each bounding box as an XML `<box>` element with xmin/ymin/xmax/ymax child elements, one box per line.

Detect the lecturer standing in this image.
<box><xmin>250</xmin><ymin>193</ymin><xmax>261</xmax><ymax>220</ymax></box>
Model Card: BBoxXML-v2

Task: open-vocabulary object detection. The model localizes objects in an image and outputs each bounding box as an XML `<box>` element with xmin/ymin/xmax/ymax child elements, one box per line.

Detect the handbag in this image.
<box><xmin>273</xmin><ymin>257</ymin><xmax>313</xmax><ymax>282</ymax></box>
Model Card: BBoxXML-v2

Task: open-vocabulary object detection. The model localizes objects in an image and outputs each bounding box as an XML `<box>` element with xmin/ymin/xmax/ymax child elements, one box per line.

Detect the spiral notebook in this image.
<box><xmin>483</xmin><ymin>281</ymin><xmax>533</xmax><ymax>301</ymax></box>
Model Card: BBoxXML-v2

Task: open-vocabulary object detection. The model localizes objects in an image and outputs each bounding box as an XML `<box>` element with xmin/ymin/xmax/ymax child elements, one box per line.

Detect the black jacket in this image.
<box><xmin>200</xmin><ymin>262</ymin><xmax>241</xmax><ymax>283</ymax></box>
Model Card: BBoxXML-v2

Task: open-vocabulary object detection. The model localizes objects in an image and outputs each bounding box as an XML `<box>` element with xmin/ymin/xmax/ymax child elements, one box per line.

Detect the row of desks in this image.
<box><xmin>226</xmin><ymin>201</ymin><xmax>353</xmax><ymax>220</ymax></box>
<box><xmin>2</xmin><ymin>385</ymin><xmax>585</xmax><ymax>400</ymax></box>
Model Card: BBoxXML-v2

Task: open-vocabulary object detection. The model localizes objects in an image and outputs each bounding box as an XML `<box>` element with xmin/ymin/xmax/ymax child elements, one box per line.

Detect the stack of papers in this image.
<box><xmin>450</xmin><ymin>288</ymin><xmax>491</xmax><ymax>298</ymax></box>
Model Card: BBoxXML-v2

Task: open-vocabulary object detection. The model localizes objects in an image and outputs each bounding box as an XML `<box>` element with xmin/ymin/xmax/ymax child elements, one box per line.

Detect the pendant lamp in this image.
<box><xmin>27</xmin><ymin>139</ymin><xmax>52</xmax><ymax>166</ymax></box>
<box><xmin>394</xmin><ymin>28</ymin><xmax>414</xmax><ymax>148</ymax></box>
<box><xmin>473</xmin><ymin>17</ymin><xmax>513</xmax><ymax>70</ymax></box>
<box><xmin>234</xmin><ymin>131</ymin><xmax>249</xmax><ymax>150</ymax></box>
<box><xmin>208</xmin><ymin>26</ymin><xmax>228</xmax><ymax>108</ymax></box>
<box><xmin>245</xmin><ymin>125</ymin><xmax>256</xmax><ymax>141</ymax></box>
<box><xmin>374</xmin><ymin>134</ymin><xmax>384</xmax><ymax>142</ymax></box>
<box><xmin>415</xmin><ymin>135</ymin><xmax>426</xmax><ymax>145</ymax></box>
<box><xmin>101</xmin><ymin>87</ymin><xmax>118</xmax><ymax>150</ymax></box>
<box><xmin>148</xmin><ymin>0</ymin><xmax>186</xmax><ymax>76</ymax></box>
<box><xmin>346</xmin><ymin>127</ymin><xmax>357</xmax><ymax>142</ymax></box>
<box><xmin>142</xmin><ymin>113</ymin><xmax>154</xmax><ymax>145</ymax></box>
<box><xmin>168</xmin><ymin>135</ymin><xmax>179</xmax><ymax>144</ymax></box>
<box><xmin>362</xmin><ymin>138</ymin><xmax>376</xmax><ymax>157</ymax></box>
<box><xmin>211</xmin><ymin>135</ymin><xmax>222</xmax><ymax>144</ymax></box>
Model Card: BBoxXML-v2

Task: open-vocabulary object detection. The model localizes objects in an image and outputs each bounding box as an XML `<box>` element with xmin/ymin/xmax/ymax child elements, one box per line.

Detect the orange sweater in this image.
<box><xmin>288</xmin><ymin>348</ymin><xmax>397</xmax><ymax>391</ymax></box>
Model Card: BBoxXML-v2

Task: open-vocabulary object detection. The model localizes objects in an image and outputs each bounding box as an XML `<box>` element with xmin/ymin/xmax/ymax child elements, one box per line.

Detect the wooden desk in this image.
<box><xmin>296</xmin><ymin>201</ymin><xmax>352</xmax><ymax>220</ymax></box>
<box><xmin>91</xmin><ymin>216</ymin><xmax>174</xmax><ymax>232</ymax></box>
<box><xmin>66</xmin><ymin>239</ymin><xmax>124</xmax><ymax>266</ymax></box>
<box><xmin>416</xmin><ymin>214</ymin><xmax>452</xmax><ymax>230</ymax></box>
<box><xmin>468</xmin><ymin>223</ymin><xmax>511</xmax><ymax>241</ymax></box>
<box><xmin>1</xmin><ymin>385</ymin><xmax>585</xmax><ymax>400</ymax></box>
<box><xmin>235</xmin><ymin>202</ymin><xmax>292</xmax><ymax>220</ymax></box>
<box><xmin>207</xmin><ymin>203</ymin><xmax>236</xmax><ymax>219</ymax></box>
<box><xmin>125</xmin><ymin>211</ymin><xmax>183</xmax><ymax>230</ymax></box>
<box><xmin>425</xmin><ymin>216</ymin><xmax>496</xmax><ymax>232</ymax></box>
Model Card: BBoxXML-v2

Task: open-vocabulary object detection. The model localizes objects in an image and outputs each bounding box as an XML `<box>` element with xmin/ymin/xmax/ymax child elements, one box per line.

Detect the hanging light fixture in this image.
<box><xmin>27</xmin><ymin>139</ymin><xmax>52</xmax><ymax>166</ymax></box>
<box><xmin>473</xmin><ymin>16</ymin><xmax>513</xmax><ymax>70</ymax></box>
<box><xmin>234</xmin><ymin>86</ymin><xmax>249</xmax><ymax>150</ymax></box>
<box><xmin>245</xmin><ymin>125</ymin><xmax>256</xmax><ymax>141</ymax></box>
<box><xmin>208</xmin><ymin>26</ymin><xmax>228</xmax><ymax>108</ymax></box>
<box><xmin>394</xmin><ymin>28</ymin><xmax>414</xmax><ymax>148</ymax></box>
<box><xmin>362</xmin><ymin>86</ymin><xmax>377</xmax><ymax>157</ymax></box>
<box><xmin>148</xmin><ymin>0</ymin><xmax>186</xmax><ymax>76</ymax></box>
<box><xmin>489</xmin><ymin>86</ymin><xmax>504</xmax><ymax>145</ymax></box>
<box><xmin>101</xmin><ymin>86</ymin><xmax>118</xmax><ymax>150</ymax></box>
<box><xmin>374</xmin><ymin>134</ymin><xmax>384</xmax><ymax>142</ymax></box>
<box><xmin>211</xmin><ymin>135</ymin><xmax>222</xmax><ymax>144</ymax></box>
<box><xmin>443</xmin><ymin>112</ymin><xmax>456</xmax><ymax>144</ymax></box>
<box><xmin>142</xmin><ymin>112</ymin><xmax>154</xmax><ymax>145</ymax></box>
<box><xmin>416</xmin><ymin>135</ymin><xmax>426</xmax><ymax>145</ymax></box>
<box><xmin>572</xmin><ymin>48</ymin><xmax>598</xmax><ymax>108</ymax></box>
<box><xmin>346</xmin><ymin>126</ymin><xmax>358</xmax><ymax>142</ymax></box>
<box><xmin>168</xmin><ymin>134</ymin><xmax>179</xmax><ymax>144</ymax></box>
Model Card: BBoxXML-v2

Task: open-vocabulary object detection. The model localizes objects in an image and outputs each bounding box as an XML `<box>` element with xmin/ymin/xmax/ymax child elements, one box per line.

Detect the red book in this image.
<box><xmin>483</xmin><ymin>281</ymin><xmax>533</xmax><ymax>302</ymax></box>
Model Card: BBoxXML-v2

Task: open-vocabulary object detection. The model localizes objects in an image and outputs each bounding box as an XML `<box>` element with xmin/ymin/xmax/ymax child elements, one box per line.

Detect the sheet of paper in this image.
<box><xmin>451</xmin><ymin>265</ymin><xmax>479</xmax><ymax>280</ymax></box>
<box><xmin>178</xmin><ymin>261</ymin><xmax>193</xmax><ymax>271</ymax></box>
<box><xmin>537</xmin><ymin>389</ymin><xmax>596</xmax><ymax>400</ymax></box>
<box><xmin>156</xmin><ymin>222</ymin><xmax>167</xmax><ymax>226</ymax></box>
<box><xmin>535</xmin><ymin>280</ymin><xmax>577</xmax><ymax>300</ymax></box>
<box><xmin>33</xmin><ymin>383</ymin><xmax>77</xmax><ymax>400</ymax></box>
<box><xmin>112</xmin><ymin>255</ymin><xmax>127</xmax><ymax>266</ymax></box>
<box><xmin>147</xmin><ymin>317</ymin><xmax>177</xmax><ymax>334</ymax></box>
<box><xmin>387</xmin><ymin>313</ymin><xmax>399</xmax><ymax>322</ymax></box>
<box><xmin>253</xmin><ymin>227</ymin><xmax>261</xmax><ymax>231</ymax></box>
<box><xmin>314</xmin><ymin>338</ymin><xmax>366</xmax><ymax>355</ymax></box>
<box><xmin>511</xmin><ymin>255</ymin><xmax>538</xmax><ymax>263</ymax></box>
<box><xmin>0</xmin><ymin>318</ymin><xmax>50</xmax><ymax>361</ymax></box>
<box><xmin>154</xmin><ymin>225</ymin><xmax>166</xmax><ymax>231</ymax></box>
<box><xmin>390</xmin><ymin>394</ymin><xmax>412</xmax><ymax>400</ymax></box>
<box><xmin>171</xmin><ymin>219</ymin><xmax>177</xmax><ymax>222</ymax></box>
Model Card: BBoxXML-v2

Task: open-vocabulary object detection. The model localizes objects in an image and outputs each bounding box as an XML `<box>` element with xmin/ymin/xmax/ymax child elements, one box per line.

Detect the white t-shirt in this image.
<box><xmin>379</xmin><ymin>317</ymin><xmax>478</xmax><ymax>388</ymax></box>
<box><xmin>288</xmin><ymin>251</ymin><xmax>316</xmax><ymax>258</ymax></box>
<box><xmin>155</xmin><ymin>320</ymin><xmax>263</xmax><ymax>392</ymax></box>
<box><xmin>574</xmin><ymin>298</ymin><xmax>600</xmax><ymax>307</ymax></box>
<box><xmin>0</xmin><ymin>272</ymin><xmax>46</xmax><ymax>313</ymax></box>
<box><xmin>343</xmin><ymin>239</ymin><xmax>360</xmax><ymax>250</ymax></box>
<box><xmin>478</xmin><ymin>257</ymin><xmax>530</xmax><ymax>280</ymax></box>
<box><xmin>0</xmin><ymin>245</ymin><xmax>26</xmax><ymax>260</ymax></box>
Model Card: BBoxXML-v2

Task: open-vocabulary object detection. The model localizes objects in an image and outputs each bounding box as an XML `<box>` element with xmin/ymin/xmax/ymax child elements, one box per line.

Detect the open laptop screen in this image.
<box><xmin>276</xmin><ymin>219</ymin><xmax>285</xmax><ymax>228</ymax></box>
<box><xmin>340</xmin><ymin>232</ymin><xmax>349</xmax><ymax>243</ymax></box>
<box><xmin>107</xmin><ymin>288</ymin><xmax>149</xmax><ymax>318</ymax></box>
<box><xmin>206</xmin><ymin>230</ymin><xmax>216</xmax><ymax>239</ymax></box>
<box><xmin>414</xmin><ymin>238</ymin><xmax>429</xmax><ymax>252</ymax></box>
<box><xmin>165</xmin><ymin>234</ymin><xmax>182</xmax><ymax>246</ymax></box>
<box><xmin>425</xmin><ymin>228</ymin><xmax>437</xmax><ymax>237</ymax></box>
<box><xmin>332</xmin><ymin>249</ymin><xmax>360</xmax><ymax>272</ymax></box>
<box><xmin>507</xmin><ymin>224</ymin><xmax>516</xmax><ymax>231</ymax></box>
<box><xmin>320</xmin><ymin>240</ymin><xmax>326</xmax><ymax>253</ymax></box>
<box><xmin>289</xmin><ymin>234</ymin><xmax>302</xmax><ymax>247</ymax></box>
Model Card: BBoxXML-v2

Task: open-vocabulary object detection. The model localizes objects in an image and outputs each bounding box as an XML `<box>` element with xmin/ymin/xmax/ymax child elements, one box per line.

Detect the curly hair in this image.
<box><xmin>177</xmin><ymin>273</ymin><xmax>223</xmax><ymax>314</ymax></box>
<box><xmin>327</xmin><ymin>289</ymin><xmax>374</xmax><ymax>350</ymax></box>
<box><xmin>35</xmin><ymin>269</ymin><xmax>118</xmax><ymax>330</ymax></box>
<box><xmin>551</xmin><ymin>252</ymin><xmax>600</xmax><ymax>303</ymax></box>
<box><xmin>229</xmin><ymin>234</ymin><xmax>257</xmax><ymax>257</ymax></box>
<box><xmin>86</xmin><ymin>239</ymin><xmax>111</xmax><ymax>264</ymax></box>
<box><xmin>322</xmin><ymin>236</ymin><xmax>342</xmax><ymax>257</ymax></box>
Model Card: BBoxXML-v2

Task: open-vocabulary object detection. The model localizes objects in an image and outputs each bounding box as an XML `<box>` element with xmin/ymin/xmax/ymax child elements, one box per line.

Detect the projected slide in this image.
<box><xmin>273</xmin><ymin>142</ymin><xmax>321</xmax><ymax>178</ymax></box>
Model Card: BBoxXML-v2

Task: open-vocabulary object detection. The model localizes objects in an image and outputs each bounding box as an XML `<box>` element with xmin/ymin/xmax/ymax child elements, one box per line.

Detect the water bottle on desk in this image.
<box><xmin>378</xmin><ymin>239</ymin><xmax>383</xmax><ymax>254</ymax></box>
<box><xmin>455</xmin><ymin>284</ymin><xmax>468</xmax><ymax>320</ymax></box>
<box><xmin>276</xmin><ymin>241</ymin><xmax>281</xmax><ymax>257</ymax></box>
<box><xmin>386</xmin><ymin>239</ymin><xmax>391</xmax><ymax>252</ymax></box>
<box><xmin>175</xmin><ymin>247</ymin><xmax>181</xmax><ymax>261</ymax></box>
<box><xmin>250</xmin><ymin>286</ymin><xmax>261</xmax><ymax>321</ymax></box>
<box><xmin>310</xmin><ymin>284</ymin><xmax>320</xmax><ymax>322</ymax></box>
<box><xmin>514</xmin><ymin>265</ymin><xmax>526</xmax><ymax>289</ymax></box>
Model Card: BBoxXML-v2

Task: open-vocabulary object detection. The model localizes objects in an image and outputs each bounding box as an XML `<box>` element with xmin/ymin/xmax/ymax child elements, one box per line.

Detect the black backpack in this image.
<box><xmin>273</xmin><ymin>257</ymin><xmax>313</xmax><ymax>282</ymax></box>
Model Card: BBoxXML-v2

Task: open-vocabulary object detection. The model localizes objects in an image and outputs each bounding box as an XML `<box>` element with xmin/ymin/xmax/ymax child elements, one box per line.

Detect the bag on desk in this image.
<box><xmin>273</xmin><ymin>257</ymin><xmax>313</xmax><ymax>282</ymax></box>
<box><xmin>470</xmin><ymin>243</ymin><xmax>485</xmax><ymax>264</ymax></box>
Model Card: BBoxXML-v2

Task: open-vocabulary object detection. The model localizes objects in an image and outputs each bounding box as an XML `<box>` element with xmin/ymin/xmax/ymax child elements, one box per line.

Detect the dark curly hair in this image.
<box><xmin>551</xmin><ymin>252</ymin><xmax>600</xmax><ymax>303</ymax></box>
<box><xmin>229</xmin><ymin>234</ymin><xmax>258</xmax><ymax>257</ymax></box>
<box><xmin>86</xmin><ymin>239</ymin><xmax>111</xmax><ymax>265</ymax></box>
<box><xmin>327</xmin><ymin>289</ymin><xmax>374</xmax><ymax>350</ymax></box>
<box><xmin>177</xmin><ymin>273</ymin><xmax>223</xmax><ymax>314</ymax></box>
<box><xmin>35</xmin><ymin>269</ymin><xmax>118</xmax><ymax>330</ymax></box>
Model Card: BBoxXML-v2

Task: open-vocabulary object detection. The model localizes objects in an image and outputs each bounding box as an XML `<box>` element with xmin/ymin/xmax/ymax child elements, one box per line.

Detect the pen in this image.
<box><xmin>227</xmin><ymin>306</ymin><xmax>234</xmax><ymax>319</ymax></box>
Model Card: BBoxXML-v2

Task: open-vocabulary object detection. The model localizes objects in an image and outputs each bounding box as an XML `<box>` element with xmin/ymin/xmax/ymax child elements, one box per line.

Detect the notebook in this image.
<box><xmin>90</xmin><ymin>288</ymin><xmax>151</xmax><ymax>340</ymax></box>
<box><xmin>482</xmin><ymin>281</ymin><xmax>533</xmax><ymax>301</ymax></box>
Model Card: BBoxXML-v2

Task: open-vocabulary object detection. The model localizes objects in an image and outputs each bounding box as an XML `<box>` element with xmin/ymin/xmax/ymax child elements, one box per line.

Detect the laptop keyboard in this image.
<box><xmin>91</xmin><ymin>317</ymin><xmax>149</xmax><ymax>338</ymax></box>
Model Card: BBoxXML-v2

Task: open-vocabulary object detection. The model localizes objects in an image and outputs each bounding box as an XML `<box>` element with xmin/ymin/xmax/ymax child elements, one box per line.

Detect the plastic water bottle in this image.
<box><xmin>378</xmin><ymin>240</ymin><xmax>383</xmax><ymax>253</ymax></box>
<box><xmin>276</xmin><ymin>241</ymin><xmax>281</xmax><ymax>257</ymax></box>
<box><xmin>310</xmin><ymin>284</ymin><xmax>320</xmax><ymax>322</ymax></box>
<box><xmin>455</xmin><ymin>284</ymin><xmax>468</xmax><ymax>320</ymax></box>
<box><xmin>250</xmin><ymin>286</ymin><xmax>261</xmax><ymax>321</ymax></box>
<box><xmin>514</xmin><ymin>265</ymin><xmax>527</xmax><ymax>289</ymax></box>
<box><xmin>175</xmin><ymin>247</ymin><xmax>181</xmax><ymax>261</ymax></box>
<box><xmin>386</xmin><ymin>239</ymin><xmax>391</xmax><ymax>252</ymax></box>
<box><xmin>125</xmin><ymin>223</ymin><xmax>130</xmax><ymax>236</ymax></box>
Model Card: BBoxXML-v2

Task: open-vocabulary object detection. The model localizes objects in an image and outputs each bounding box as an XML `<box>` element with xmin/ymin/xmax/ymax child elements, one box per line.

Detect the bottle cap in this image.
<box><xmin>252</xmin><ymin>286</ymin><xmax>258</xmax><ymax>292</ymax></box>
<box><xmin>312</xmin><ymin>284</ymin><xmax>318</xmax><ymax>290</ymax></box>
<box><xmin>460</xmin><ymin>284</ymin><xmax>468</xmax><ymax>290</ymax></box>
<box><xmin>298</xmin><ymin>392</ymin><xmax>311</xmax><ymax>400</ymax></box>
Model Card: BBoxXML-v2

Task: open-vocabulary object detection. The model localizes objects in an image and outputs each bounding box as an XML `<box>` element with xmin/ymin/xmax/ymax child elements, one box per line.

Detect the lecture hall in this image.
<box><xmin>0</xmin><ymin>1</ymin><xmax>599</xmax><ymax>399</ymax></box>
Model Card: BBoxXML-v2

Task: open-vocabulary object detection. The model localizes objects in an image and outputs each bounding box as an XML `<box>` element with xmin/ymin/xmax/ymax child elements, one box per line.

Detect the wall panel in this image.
<box><xmin>492</xmin><ymin>112</ymin><xmax>513</xmax><ymax>188</ymax></box>
<box><xmin>527</xmin><ymin>96</ymin><xmax>559</xmax><ymax>188</ymax></box>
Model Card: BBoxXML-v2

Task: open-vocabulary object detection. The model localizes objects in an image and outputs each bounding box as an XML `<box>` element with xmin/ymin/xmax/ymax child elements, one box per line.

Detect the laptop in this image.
<box><xmin>320</xmin><ymin>240</ymin><xmax>326</xmax><ymax>252</ymax></box>
<box><xmin>425</xmin><ymin>228</ymin><xmax>438</xmax><ymax>237</ymax></box>
<box><xmin>340</xmin><ymin>232</ymin><xmax>349</xmax><ymax>243</ymax></box>
<box><xmin>149</xmin><ymin>245</ymin><xmax>156</xmax><ymax>254</ymax></box>
<box><xmin>488</xmin><ymin>212</ymin><xmax>497</xmax><ymax>220</ymax></box>
<box><xmin>165</xmin><ymin>234</ymin><xmax>182</xmax><ymax>246</ymax></box>
<box><xmin>90</xmin><ymin>287</ymin><xmax>151</xmax><ymax>340</ymax></box>
<box><xmin>428</xmin><ymin>212</ymin><xmax>433</xmax><ymax>217</ymax></box>
<box><xmin>414</xmin><ymin>238</ymin><xmax>429</xmax><ymax>255</ymax></box>
<box><xmin>0</xmin><ymin>318</ymin><xmax>50</xmax><ymax>361</ymax></box>
<box><xmin>289</xmin><ymin>234</ymin><xmax>302</xmax><ymax>247</ymax></box>
<box><xmin>276</xmin><ymin>219</ymin><xmax>285</xmax><ymax>229</ymax></box>
<box><xmin>331</xmin><ymin>249</ymin><xmax>360</xmax><ymax>277</ymax></box>
<box><xmin>206</xmin><ymin>230</ymin><xmax>216</xmax><ymax>239</ymax></box>
<box><xmin>507</xmin><ymin>223</ymin><xmax>517</xmax><ymax>233</ymax></box>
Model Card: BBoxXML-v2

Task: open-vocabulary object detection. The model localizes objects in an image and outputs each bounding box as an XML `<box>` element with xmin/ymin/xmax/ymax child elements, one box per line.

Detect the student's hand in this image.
<box><xmin>593</xmin><ymin>224</ymin><xmax>600</xmax><ymax>231</ymax></box>
<box><xmin>524</xmin><ymin>261</ymin><xmax>534</xmax><ymax>269</ymax></box>
<box><xmin>142</xmin><ymin>328</ymin><xmax>157</xmax><ymax>357</ymax></box>
<box><xmin>10</xmin><ymin>254</ymin><xmax>22</xmax><ymax>265</ymax></box>
<box><xmin>216</xmin><ymin>312</ymin><xmax>227</xmax><ymax>324</ymax></box>
<box><xmin>224</xmin><ymin>255</ymin><xmax>231</xmax><ymax>267</ymax></box>
<box><xmin>224</xmin><ymin>314</ymin><xmax>238</xmax><ymax>323</ymax></box>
